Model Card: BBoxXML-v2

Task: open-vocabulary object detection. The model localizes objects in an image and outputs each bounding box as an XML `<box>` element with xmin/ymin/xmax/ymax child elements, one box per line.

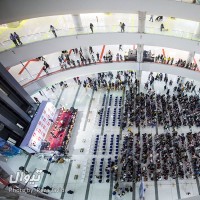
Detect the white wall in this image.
<box><xmin>24</xmin><ymin>62</ymin><xmax>200</xmax><ymax>95</ymax></box>
<box><xmin>0</xmin><ymin>0</ymin><xmax>200</xmax><ymax>24</ymax></box>
<box><xmin>1</xmin><ymin>33</ymin><xmax>199</xmax><ymax>68</ymax></box>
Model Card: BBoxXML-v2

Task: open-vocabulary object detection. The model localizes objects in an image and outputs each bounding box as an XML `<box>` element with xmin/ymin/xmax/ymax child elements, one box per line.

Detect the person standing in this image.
<box><xmin>50</xmin><ymin>25</ymin><xmax>57</xmax><ymax>37</ymax></box>
<box><xmin>34</xmin><ymin>97</ymin><xmax>40</xmax><ymax>104</ymax></box>
<box><xmin>90</xmin><ymin>23</ymin><xmax>94</xmax><ymax>33</ymax></box>
<box><xmin>89</xmin><ymin>46</ymin><xmax>94</xmax><ymax>54</ymax></box>
<box><xmin>44</xmin><ymin>61</ymin><xmax>50</xmax><ymax>69</ymax></box>
<box><xmin>120</xmin><ymin>22</ymin><xmax>125</xmax><ymax>32</ymax></box>
<box><xmin>96</xmin><ymin>52</ymin><xmax>100</xmax><ymax>61</ymax></box>
<box><xmin>119</xmin><ymin>45</ymin><xmax>123</xmax><ymax>51</ymax></box>
<box><xmin>13</xmin><ymin>32</ymin><xmax>22</xmax><ymax>45</ymax></box>
<box><xmin>170</xmin><ymin>57</ymin><xmax>174</xmax><ymax>65</ymax></box>
<box><xmin>10</xmin><ymin>33</ymin><xmax>18</xmax><ymax>47</ymax></box>
<box><xmin>160</xmin><ymin>23</ymin><xmax>164</xmax><ymax>32</ymax></box>
<box><xmin>149</xmin><ymin>15</ymin><xmax>154</xmax><ymax>22</ymax></box>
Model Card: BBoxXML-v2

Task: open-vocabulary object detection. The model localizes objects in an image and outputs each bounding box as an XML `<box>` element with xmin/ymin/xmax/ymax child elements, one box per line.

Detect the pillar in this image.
<box><xmin>195</xmin><ymin>22</ymin><xmax>200</xmax><ymax>38</ymax></box>
<box><xmin>138</xmin><ymin>11</ymin><xmax>146</xmax><ymax>33</ymax></box>
<box><xmin>187</xmin><ymin>51</ymin><xmax>195</xmax><ymax>64</ymax></box>
<box><xmin>72</xmin><ymin>14</ymin><xmax>83</xmax><ymax>33</ymax></box>
<box><xmin>136</xmin><ymin>69</ymin><xmax>142</xmax><ymax>93</ymax></box>
<box><xmin>0</xmin><ymin>63</ymin><xmax>36</xmax><ymax>110</ymax></box>
<box><xmin>0</xmin><ymin>63</ymin><xmax>36</xmax><ymax>146</ymax></box>
<box><xmin>0</xmin><ymin>90</ymin><xmax>31</xmax><ymax>123</ymax></box>
<box><xmin>137</xmin><ymin>44</ymin><xmax>144</xmax><ymax>63</ymax></box>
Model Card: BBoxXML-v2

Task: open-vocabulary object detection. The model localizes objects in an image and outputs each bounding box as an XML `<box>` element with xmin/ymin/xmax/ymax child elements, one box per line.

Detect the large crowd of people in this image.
<box><xmin>154</xmin><ymin>54</ymin><xmax>198</xmax><ymax>71</ymax></box>
<box><xmin>115</xmin><ymin>72</ymin><xmax>200</xmax><ymax>186</ymax></box>
<box><xmin>25</xmin><ymin>45</ymin><xmax>196</xmax><ymax>79</ymax></box>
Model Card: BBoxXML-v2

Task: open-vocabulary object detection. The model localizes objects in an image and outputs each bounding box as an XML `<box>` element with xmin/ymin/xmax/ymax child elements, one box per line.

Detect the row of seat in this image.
<box><xmin>89</xmin><ymin>157</ymin><xmax>118</xmax><ymax>184</ymax></box>
<box><xmin>98</xmin><ymin>108</ymin><xmax>104</xmax><ymax>126</ymax></box>
<box><xmin>112</xmin><ymin>107</ymin><xmax>117</xmax><ymax>126</ymax></box>
<box><xmin>109</xmin><ymin>134</ymin><xmax>120</xmax><ymax>155</ymax></box>
<box><xmin>108</xmin><ymin>94</ymin><xmax>113</xmax><ymax>106</ymax></box>
<box><xmin>93</xmin><ymin>134</ymin><xmax>100</xmax><ymax>155</ymax></box>
<box><xmin>105</xmin><ymin>107</ymin><xmax>110</xmax><ymax>126</ymax></box>
<box><xmin>118</xmin><ymin>107</ymin><xmax>122</xmax><ymax>127</ymax></box>
<box><xmin>93</xmin><ymin>134</ymin><xmax>120</xmax><ymax>155</ymax></box>
<box><xmin>114</xmin><ymin>96</ymin><xmax>118</xmax><ymax>107</ymax></box>
<box><xmin>102</xmin><ymin>94</ymin><xmax>106</xmax><ymax>107</ymax></box>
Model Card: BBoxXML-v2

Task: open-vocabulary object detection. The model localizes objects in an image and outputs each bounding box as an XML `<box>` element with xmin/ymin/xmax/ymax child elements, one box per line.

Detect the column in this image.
<box><xmin>0</xmin><ymin>90</ymin><xmax>31</xmax><ymax>123</ymax></box>
<box><xmin>137</xmin><ymin>44</ymin><xmax>144</xmax><ymax>63</ymax></box>
<box><xmin>195</xmin><ymin>22</ymin><xmax>200</xmax><ymax>38</ymax></box>
<box><xmin>0</xmin><ymin>63</ymin><xmax>36</xmax><ymax>111</ymax></box>
<box><xmin>136</xmin><ymin>70</ymin><xmax>142</xmax><ymax>83</ymax></box>
<box><xmin>187</xmin><ymin>51</ymin><xmax>195</xmax><ymax>64</ymax></box>
<box><xmin>0</xmin><ymin>114</ymin><xmax>25</xmax><ymax>137</ymax></box>
<box><xmin>72</xmin><ymin>14</ymin><xmax>83</xmax><ymax>33</ymax></box>
<box><xmin>136</xmin><ymin>70</ymin><xmax>142</xmax><ymax>93</ymax></box>
<box><xmin>138</xmin><ymin>11</ymin><xmax>146</xmax><ymax>33</ymax></box>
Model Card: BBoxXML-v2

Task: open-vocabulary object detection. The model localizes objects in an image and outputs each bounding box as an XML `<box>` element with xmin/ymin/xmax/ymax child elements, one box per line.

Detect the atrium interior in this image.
<box><xmin>0</xmin><ymin>1</ymin><xmax>200</xmax><ymax>200</ymax></box>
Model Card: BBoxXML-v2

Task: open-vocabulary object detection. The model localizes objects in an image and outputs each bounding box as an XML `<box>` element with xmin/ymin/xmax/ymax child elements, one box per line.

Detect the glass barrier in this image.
<box><xmin>175</xmin><ymin>0</ymin><xmax>200</xmax><ymax>4</ymax></box>
<box><xmin>17</xmin><ymin>60</ymin><xmax>199</xmax><ymax>87</ymax></box>
<box><xmin>1</xmin><ymin>25</ymin><xmax>200</xmax><ymax>53</ymax></box>
<box><xmin>145</xmin><ymin>26</ymin><xmax>200</xmax><ymax>41</ymax></box>
<box><xmin>0</xmin><ymin>26</ymin><xmax>138</xmax><ymax>52</ymax></box>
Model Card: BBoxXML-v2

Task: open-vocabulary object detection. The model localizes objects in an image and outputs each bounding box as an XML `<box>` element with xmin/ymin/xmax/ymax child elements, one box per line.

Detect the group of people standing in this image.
<box><xmin>154</xmin><ymin>54</ymin><xmax>199</xmax><ymax>71</ymax></box>
<box><xmin>10</xmin><ymin>32</ymin><xmax>23</xmax><ymax>46</ymax></box>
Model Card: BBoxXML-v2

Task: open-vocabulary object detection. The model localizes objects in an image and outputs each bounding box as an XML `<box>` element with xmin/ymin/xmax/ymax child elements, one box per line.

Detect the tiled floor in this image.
<box><xmin>6</xmin><ymin>71</ymin><xmax>200</xmax><ymax>200</ymax></box>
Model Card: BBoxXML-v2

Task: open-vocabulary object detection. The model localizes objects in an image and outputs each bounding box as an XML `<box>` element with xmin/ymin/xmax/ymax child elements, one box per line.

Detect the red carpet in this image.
<box><xmin>46</xmin><ymin>109</ymin><xmax>73</xmax><ymax>150</ymax></box>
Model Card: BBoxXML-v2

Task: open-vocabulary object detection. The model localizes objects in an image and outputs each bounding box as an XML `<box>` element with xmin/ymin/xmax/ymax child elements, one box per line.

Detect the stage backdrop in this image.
<box><xmin>20</xmin><ymin>101</ymin><xmax>56</xmax><ymax>153</ymax></box>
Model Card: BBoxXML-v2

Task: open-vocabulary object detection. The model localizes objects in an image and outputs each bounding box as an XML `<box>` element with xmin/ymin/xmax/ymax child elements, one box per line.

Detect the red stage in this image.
<box><xmin>45</xmin><ymin>108</ymin><xmax>76</xmax><ymax>150</ymax></box>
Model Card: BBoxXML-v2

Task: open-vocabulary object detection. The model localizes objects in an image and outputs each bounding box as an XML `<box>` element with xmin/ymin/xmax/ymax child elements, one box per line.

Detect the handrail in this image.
<box><xmin>18</xmin><ymin>60</ymin><xmax>200</xmax><ymax>88</ymax></box>
<box><xmin>175</xmin><ymin>0</ymin><xmax>200</xmax><ymax>4</ymax></box>
<box><xmin>1</xmin><ymin>25</ymin><xmax>200</xmax><ymax>53</ymax></box>
<box><xmin>145</xmin><ymin>26</ymin><xmax>200</xmax><ymax>41</ymax></box>
<box><xmin>0</xmin><ymin>25</ymin><xmax>138</xmax><ymax>52</ymax></box>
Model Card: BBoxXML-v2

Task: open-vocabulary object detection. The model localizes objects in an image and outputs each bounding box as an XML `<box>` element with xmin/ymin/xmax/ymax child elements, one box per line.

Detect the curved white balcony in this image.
<box><xmin>1</xmin><ymin>32</ymin><xmax>200</xmax><ymax>68</ymax></box>
<box><xmin>22</xmin><ymin>61</ymin><xmax>200</xmax><ymax>95</ymax></box>
<box><xmin>0</xmin><ymin>26</ymin><xmax>199</xmax><ymax>53</ymax></box>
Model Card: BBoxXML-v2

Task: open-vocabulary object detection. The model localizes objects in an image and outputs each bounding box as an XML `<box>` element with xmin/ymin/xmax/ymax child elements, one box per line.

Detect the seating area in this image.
<box><xmin>89</xmin><ymin>155</ymin><xmax>119</xmax><ymax>184</ymax></box>
<box><xmin>90</xmin><ymin>134</ymin><xmax>120</xmax><ymax>156</ymax></box>
<box><xmin>98</xmin><ymin>93</ymin><xmax>123</xmax><ymax>127</ymax></box>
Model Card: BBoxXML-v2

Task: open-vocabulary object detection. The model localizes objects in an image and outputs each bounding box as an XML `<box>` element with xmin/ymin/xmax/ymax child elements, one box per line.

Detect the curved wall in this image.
<box><xmin>0</xmin><ymin>0</ymin><xmax>200</xmax><ymax>24</ymax></box>
<box><xmin>24</xmin><ymin>62</ymin><xmax>200</xmax><ymax>95</ymax></box>
<box><xmin>1</xmin><ymin>33</ymin><xmax>199</xmax><ymax>68</ymax></box>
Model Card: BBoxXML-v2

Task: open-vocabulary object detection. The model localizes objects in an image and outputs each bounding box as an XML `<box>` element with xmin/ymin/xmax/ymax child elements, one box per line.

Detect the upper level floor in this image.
<box><xmin>0</xmin><ymin>13</ymin><xmax>200</xmax><ymax>53</ymax></box>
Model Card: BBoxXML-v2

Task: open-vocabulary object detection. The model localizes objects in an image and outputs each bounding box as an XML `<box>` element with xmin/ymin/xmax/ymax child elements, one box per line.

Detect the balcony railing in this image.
<box><xmin>0</xmin><ymin>25</ymin><xmax>200</xmax><ymax>53</ymax></box>
<box><xmin>16</xmin><ymin>60</ymin><xmax>200</xmax><ymax>88</ymax></box>
<box><xmin>145</xmin><ymin>27</ymin><xmax>200</xmax><ymax>41</ymax></box>
<box><xmin>0</xmin><ymin>26</ymin><xmax>138</xmax><ymax>52</ymax></box>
